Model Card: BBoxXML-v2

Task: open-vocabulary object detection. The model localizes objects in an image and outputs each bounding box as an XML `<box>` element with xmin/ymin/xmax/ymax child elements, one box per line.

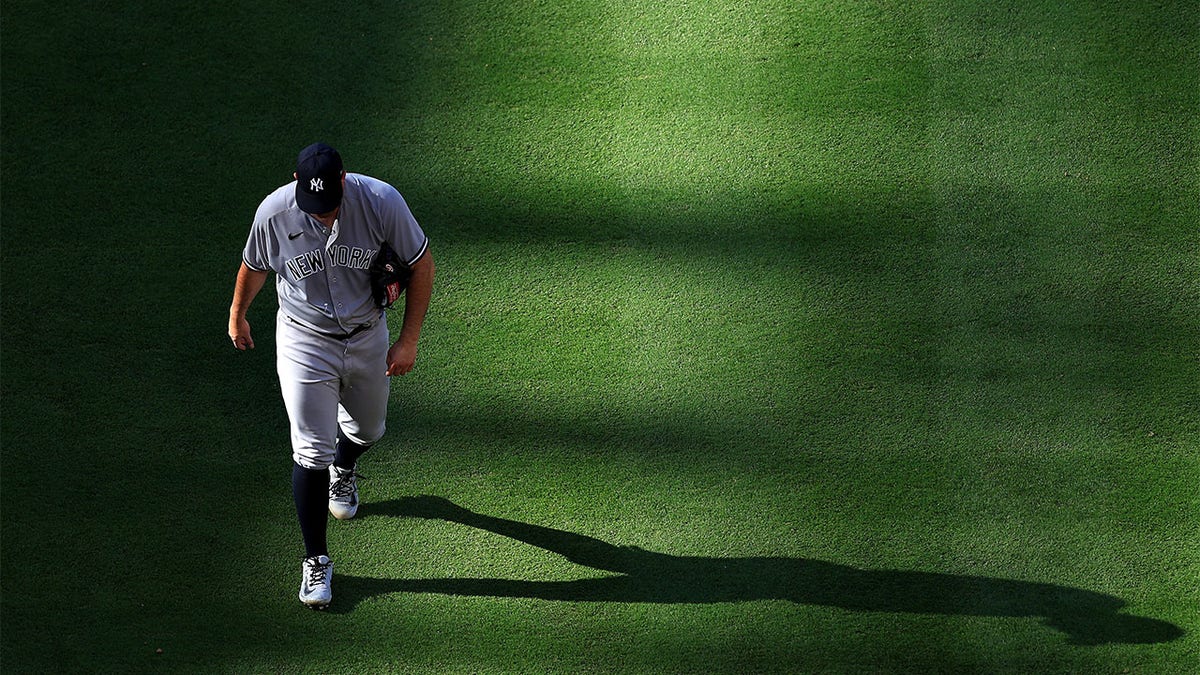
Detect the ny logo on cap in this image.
<box><xmin>310</xmin><ymin>178</ymin><xmax>324</xmax><ymax>192</ymax></box>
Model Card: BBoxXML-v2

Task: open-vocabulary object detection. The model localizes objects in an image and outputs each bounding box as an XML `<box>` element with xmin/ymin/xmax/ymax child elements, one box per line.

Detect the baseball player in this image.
<box><xmin>227</xmin><ymin>143</ymin><xmax>434</xmax><ymax>609</ymax></box>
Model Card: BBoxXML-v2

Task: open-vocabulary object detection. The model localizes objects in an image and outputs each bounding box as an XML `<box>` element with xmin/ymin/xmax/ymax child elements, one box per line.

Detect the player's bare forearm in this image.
<box><xmin>386</xmin><ymin>250</ymin><xmax>434</xmax><ymax>375</ymax></box>
<box><xmin>229</xmin><ymin>262</ymin><xmax>269</xmax><ymax>350</ymax></box>
<box><xmin>398</xmin><ymin>249</ymin><xmax>434</xmax><ymax>348</ymax></box>
<box><xmin>230</xmin><ymin>262</ymin><xmax>269</xmax><ymax>315</ymax></box>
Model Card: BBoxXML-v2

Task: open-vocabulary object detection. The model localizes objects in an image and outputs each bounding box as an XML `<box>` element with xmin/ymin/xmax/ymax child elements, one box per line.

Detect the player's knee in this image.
<box><xmin>345</xmin><ymin>425</ymin><xmax>384</xmax><ymax>447</ymax></box>
<box><xmin>340</xmin><ymin>419</ymin><xmax>385</xmax><ymax>447</ymax></box>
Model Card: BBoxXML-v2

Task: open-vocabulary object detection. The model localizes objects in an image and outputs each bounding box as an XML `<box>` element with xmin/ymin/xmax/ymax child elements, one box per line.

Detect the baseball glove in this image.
<box><xmin>369</xmin><ymin>241</ymin><xmax>412</xmax><ymax>309</ymax></box>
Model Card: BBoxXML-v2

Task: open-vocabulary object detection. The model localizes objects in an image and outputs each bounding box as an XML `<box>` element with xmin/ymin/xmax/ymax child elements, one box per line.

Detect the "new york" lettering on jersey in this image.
<box><xmin>285</xmin><ymin>245</ymin><xmax>378</xmax><ymax>281</ymax></box>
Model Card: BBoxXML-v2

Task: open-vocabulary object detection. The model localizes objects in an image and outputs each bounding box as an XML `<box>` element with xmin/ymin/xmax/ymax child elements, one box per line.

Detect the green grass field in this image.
<box><xmin>2</xmin><ymin>1</ymin><xmax>1197</xmax><ymax>672</ymax></box>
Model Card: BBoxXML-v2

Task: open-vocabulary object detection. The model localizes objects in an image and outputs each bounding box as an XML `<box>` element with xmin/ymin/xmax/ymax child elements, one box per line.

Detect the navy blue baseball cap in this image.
<box><xmin>295</xmin><ymin>143</ymin><xmax>344</xmax><ymax>214</ymax></box>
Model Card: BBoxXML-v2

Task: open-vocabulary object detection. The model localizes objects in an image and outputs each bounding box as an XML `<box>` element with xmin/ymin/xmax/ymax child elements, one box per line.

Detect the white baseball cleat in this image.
<box><xmin>328</xmin><ymin>465</ymin><xmax>361</xmax><ymax>520</ymax></box>
<box><xmin>299</xmin><ymin>555</ymin><xmax>333</xmax><ymax>609</ymax></box>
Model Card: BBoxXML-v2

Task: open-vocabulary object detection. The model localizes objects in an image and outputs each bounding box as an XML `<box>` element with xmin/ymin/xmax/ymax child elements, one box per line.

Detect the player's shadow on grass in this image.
<box><xmin>337</xmin><ymin>496</ymin><xmax>1182</xmax><ymax>646</ymax></box>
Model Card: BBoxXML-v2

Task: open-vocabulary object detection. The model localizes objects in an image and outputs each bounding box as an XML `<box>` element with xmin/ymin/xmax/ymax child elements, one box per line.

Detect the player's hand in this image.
<box><xmin>229</xmin><ymin>317</ymin><xmax>255</xmax><ymax>350</ymax></box>
<box><xmin>386</xmin><ymin>341</ymin><xmax>417</xmax><ymax>376</ymax></box>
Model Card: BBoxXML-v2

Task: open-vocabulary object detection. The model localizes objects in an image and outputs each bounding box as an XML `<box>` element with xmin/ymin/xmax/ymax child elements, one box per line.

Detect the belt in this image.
<box><xmin>323</xmin><ymin>322</ymin><xmax>375</xmax><ymax>341</ymax></box>
<box><xmin>285</xmin><ymin>314</ymin><xmax>377</xmax><ymax>341</ymax></box>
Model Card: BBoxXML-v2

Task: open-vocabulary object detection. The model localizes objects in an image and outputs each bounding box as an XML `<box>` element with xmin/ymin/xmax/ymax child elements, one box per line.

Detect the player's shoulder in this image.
<box><xmin>253</xmin><ymin>182</ymin><xmax>301</xmax><ymax>223</ymax></box>
<box><xmin>345</xmin><ymin>173</ymin><xmax>403</xmax><ymax>204</ymax></box>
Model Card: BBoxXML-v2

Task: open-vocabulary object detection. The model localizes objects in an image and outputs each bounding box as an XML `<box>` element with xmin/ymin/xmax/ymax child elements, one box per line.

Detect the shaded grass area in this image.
<box><xmin>2</xmin><ymin>0</ymin><xmax>1197</xmax><ymax>672</ymax></box>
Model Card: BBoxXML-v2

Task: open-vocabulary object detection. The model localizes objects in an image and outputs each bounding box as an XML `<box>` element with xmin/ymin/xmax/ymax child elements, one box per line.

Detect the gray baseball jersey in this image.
<box><xmin>243</xmin><ymin>173</ymin><xmax>429</xmax><ymax>335</ymax></box>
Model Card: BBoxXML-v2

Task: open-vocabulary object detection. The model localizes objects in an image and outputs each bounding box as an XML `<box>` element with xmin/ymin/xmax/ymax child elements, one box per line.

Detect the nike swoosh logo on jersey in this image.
<box><xmin>288</xmin><ymin>231</ymin><xmax>304</xmax><ymax>240</ymax></box>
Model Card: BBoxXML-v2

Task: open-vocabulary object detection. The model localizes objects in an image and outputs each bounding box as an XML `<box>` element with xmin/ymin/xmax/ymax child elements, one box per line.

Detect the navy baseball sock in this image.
<box><xmin>333</xmin><ymin>433</ymin><xmax>370</xmax><ymax>471</ymax></box>
<box><xmin>292</xmin><ymin>463</ymin><xmax>329</xmax><ymax>558</ymax></box>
